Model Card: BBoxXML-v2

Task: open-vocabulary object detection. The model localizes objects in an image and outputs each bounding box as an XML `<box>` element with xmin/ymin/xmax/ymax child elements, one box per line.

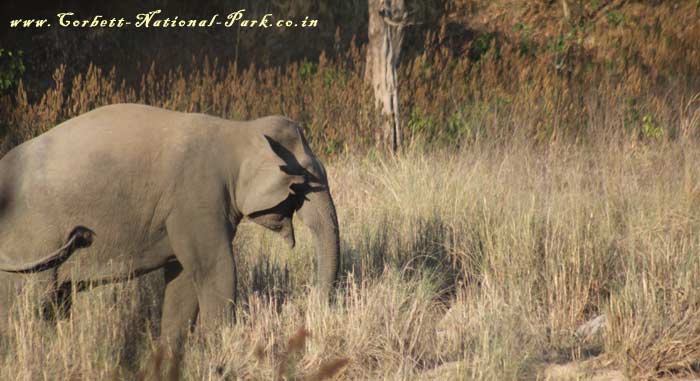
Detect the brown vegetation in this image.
<box><xmin>2</xmin><ymin>2</ymin><xmax>699</xmax><ymax>155</ymax></box>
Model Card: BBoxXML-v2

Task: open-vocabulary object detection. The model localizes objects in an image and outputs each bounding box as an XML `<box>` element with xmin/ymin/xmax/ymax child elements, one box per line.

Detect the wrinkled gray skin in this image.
<box><xmin>0</xmin><ymin>103</ymin><xmax>339</xmax><ymax>351</ymax></box>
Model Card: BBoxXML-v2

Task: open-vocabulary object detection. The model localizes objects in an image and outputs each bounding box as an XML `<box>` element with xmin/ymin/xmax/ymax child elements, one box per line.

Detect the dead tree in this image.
<box><xmin>365</xmin><ymin>0</ymin><xmax>408</xmax><ymax>152</ymax></box>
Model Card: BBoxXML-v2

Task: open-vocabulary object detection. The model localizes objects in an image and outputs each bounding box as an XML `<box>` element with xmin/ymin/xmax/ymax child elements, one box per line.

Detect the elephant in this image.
<box><xmin>0</xmin><ymin>103</ymin><xmax>340</xmax><ymax>353</ymax></box>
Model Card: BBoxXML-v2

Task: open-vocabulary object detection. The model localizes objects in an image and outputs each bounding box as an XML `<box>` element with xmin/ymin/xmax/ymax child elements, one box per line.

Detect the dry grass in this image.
<box><xmin>2</xmin><ymin>136</ymin><xmax>700</xmax><ymax>379</ymax></box>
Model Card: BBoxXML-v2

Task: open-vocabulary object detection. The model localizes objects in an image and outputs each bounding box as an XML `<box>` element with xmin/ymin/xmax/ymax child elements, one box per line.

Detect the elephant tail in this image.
<box><xmin>0</xmin><ymin>226</ymin><xmax>95</xmax><ymax>273</ymax></box>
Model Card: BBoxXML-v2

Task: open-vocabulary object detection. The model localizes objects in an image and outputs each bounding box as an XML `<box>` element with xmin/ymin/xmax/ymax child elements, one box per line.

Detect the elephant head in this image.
<box><xmin>235</xmin><ymin>117</ymin><xmax>340</xmax><ymax>295</ymax></box>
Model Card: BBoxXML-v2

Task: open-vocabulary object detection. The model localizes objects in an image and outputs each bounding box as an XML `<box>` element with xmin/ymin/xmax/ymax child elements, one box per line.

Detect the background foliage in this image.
<box><xmin>2</xmin><ymin>1</ymin><xmax>699</xmax><ymax>155</ymax></box>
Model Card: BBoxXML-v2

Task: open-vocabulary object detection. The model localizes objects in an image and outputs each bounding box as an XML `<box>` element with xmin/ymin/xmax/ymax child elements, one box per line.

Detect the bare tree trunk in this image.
<box><xmin>561</xmin><ymin>0</ymin><xmax>570</xmax><ymax>20</ymax></box>
<box><xmin>366</xmin><ymin>0</ymin><xmax>406</xmax><ymax>152</ymax></box>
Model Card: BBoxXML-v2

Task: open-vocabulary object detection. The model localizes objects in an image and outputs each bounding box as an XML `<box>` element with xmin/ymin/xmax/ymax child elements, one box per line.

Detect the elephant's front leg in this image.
<box><xmin>148</xmin><ymin>260</ymin><xmax>199</xmax><ymax>379</ymax></box>
<box><xmin>166</xmin><ymin>211</ymin><xmax>236</xmax><ymax>331</ymax></box>
<box><xmin>160</xmin><ymin>261</ymin><xmax>198</xmax><ymax>349</ymax></box>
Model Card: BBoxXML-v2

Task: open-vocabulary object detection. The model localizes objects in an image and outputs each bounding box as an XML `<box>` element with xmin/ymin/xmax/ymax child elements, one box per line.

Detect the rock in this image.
<box><xmin>544</xmin><ymin>360</ymin><xmax>624</xmax><ymax>381</ymax></box>
<box><xmin>575</xmin><ymin>314</ymin><xmax>607</xmax><ymax>342</ymax></box>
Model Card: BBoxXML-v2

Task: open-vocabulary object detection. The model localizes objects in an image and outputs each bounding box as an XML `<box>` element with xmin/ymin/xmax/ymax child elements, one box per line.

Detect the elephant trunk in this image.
<box><xmin>298</xmin><ymin>189</ymin><xmax>340</xmax><ymax>297</ymax></box>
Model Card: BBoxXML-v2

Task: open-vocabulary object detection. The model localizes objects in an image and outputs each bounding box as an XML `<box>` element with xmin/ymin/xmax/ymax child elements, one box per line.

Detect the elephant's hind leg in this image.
<box><xmin>41</xmin><ymin>282</ymin><xmax>72</xmax><ymax>322</ymax></box>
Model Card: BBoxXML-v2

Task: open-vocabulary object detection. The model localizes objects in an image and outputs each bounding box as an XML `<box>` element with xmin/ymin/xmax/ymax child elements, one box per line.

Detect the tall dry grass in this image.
<box><xmin>2</xmin><ymin>135</ymin><xmax>700</xmax><ymax>379</ymax></box>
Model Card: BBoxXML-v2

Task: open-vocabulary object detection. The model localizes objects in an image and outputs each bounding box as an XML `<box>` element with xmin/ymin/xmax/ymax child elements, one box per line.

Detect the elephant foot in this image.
<box><xmin>140</xmin><ymin>343</ymin><xmax>183</xmax><ymax>380</ymax></box>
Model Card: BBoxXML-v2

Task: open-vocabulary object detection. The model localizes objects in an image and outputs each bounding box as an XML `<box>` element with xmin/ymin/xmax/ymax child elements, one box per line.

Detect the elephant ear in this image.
<box><xmin>237</xmin><ymin>134</ymin><xmax>305</xmax><ymax>216</ymax></box>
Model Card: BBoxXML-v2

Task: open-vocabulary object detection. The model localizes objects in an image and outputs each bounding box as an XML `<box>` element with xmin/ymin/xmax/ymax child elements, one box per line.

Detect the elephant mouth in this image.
<box><xmin>247</xmin><ymin>210</ymin><xmax>296</xmax><ymax>249</ymax></box>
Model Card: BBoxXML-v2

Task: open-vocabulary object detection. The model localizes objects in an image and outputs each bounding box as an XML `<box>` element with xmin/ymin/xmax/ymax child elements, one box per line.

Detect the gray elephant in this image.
<box><xmin>0</xmin><ymin>103</ymin><xmax>340</xmax><ymax>351</ymax></box>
